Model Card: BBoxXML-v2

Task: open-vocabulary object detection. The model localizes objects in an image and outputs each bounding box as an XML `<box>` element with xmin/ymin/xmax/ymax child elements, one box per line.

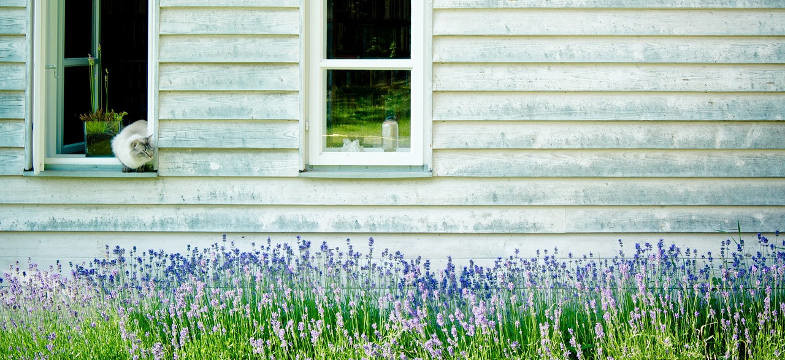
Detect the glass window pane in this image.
<box><xmin>325</xmin><ymin>70</ymin><xmax>410</xmax><ymax>152</ymax></box>
<box><xmin>62</xmin><ymin>66</ymin><xmax>91</xmax><ymax>152</ymax></box>
<box><xmin>64</xmin><ymin>0</ymin><xmax>93</xmax><ymax>59</ymax></box>
<box><xmin>327</xmin><ymin>0</ymin><xmax>410</xmax><ymax>59</ymax></box>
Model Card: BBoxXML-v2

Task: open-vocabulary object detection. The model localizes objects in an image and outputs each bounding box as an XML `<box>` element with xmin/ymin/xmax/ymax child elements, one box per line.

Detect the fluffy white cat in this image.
<box><xmin>111</xmin><ymin>120</ymin><xmax>154</xmax><ymax>171</ymax></box>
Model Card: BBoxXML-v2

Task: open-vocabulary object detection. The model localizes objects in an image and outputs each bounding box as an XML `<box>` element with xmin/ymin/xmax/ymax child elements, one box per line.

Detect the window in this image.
<box><xmin>307</xmin><ymin>0</ymin><xmax>425</xmax><ymax>166</ymax></box>
<box><xmin>32</xmin><ymin>0</ymin><xmax>155</xmax><ymax>173</ymax></box>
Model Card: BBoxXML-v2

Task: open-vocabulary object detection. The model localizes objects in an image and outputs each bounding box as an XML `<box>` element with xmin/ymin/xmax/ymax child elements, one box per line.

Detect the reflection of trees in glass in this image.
<box><xmin>327</xmin><ymin>0</ymin><xmax>410</xmax><ymax>59</ymax></box>
<box><xmin>326</xmin><ymin>70</ymin><xmax>410</xmax><ymax>149</ymax></box>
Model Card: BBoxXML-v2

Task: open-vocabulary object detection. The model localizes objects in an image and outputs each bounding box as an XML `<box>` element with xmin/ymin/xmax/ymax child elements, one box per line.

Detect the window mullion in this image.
<box><xmin>320</xmin><ymin>59</ymin><xmax>413</xmax><ymax>71</ymax></box>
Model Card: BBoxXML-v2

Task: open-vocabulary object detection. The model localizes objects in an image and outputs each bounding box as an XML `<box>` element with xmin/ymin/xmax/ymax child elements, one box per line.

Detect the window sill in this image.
<box><xmin>299</xmin><ymin>166</ymin><xmax>432</xmax><ymax>179</ymax></box>
<box><xmin>24</xmin><ymin>165</ymin><xmax>157</xmax><ymax>178</ymax></box>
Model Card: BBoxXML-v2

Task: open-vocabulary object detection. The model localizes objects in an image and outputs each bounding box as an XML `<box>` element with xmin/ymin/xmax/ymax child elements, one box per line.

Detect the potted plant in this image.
<box><xmin>78</xmin><ymin>47</ymin><xmax>126</xmax><ymax>157</ymax></box>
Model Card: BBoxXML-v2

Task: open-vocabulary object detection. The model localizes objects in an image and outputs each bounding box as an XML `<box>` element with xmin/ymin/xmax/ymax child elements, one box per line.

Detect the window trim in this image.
<box><xmin>306</xmin><ymin>0</ymin><xmax>427</xmax><ymax>166</ymax></box>
<box><xmin>30</xmin><ymin>0</ymin><xmax>159</xmax><ymax>174</ymax></box>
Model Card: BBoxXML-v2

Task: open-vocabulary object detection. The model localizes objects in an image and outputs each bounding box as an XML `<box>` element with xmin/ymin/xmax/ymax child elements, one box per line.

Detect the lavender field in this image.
<box><xmin>1</xmin><ymin>232</ymin><xmax>784</xmax><ymax>359</ymax></box>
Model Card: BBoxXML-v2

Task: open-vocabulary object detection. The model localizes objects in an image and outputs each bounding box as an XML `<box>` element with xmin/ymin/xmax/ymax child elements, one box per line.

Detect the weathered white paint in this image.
<box><xmin>0</xmin><ymin>118</ymin><xmax>23</xmax><ymax>146</ymax></box>
<box><xmin>0</xmin><ymin>91</ymin><xmax>24</xmax><ymax>119</ymax></box>
<box><xmin>159</xmin><ymin>35</ymin><xmax>299</xmax><ymax>63</ymax></box>
<box><xmin>433</xmin><ymin>149</ymin><xmax>785</xmax><ymax>177</ymax></box>
<box><xmin>157</xmin><ymin>149</ymin><xmax>300</xmax><ymax>176</ymax></box>
<box><xmin>3</xmin><ymin>176</ymin><xmax>785</xmax><ymax>206</ymax></box>
<box><xmin>0</xmin><ymin>35</ymin><xmax>24</xmax><ymax>62</ymax></box>
<box><xmin>434</xmin><ymin>37</ymin><xmax>785</xmax><ymax>64</ymax></box>
<box><xmin>434</xmin><ymin>0</ymin><xmax>785</xmax><ymax>8</ymax></box>
<box><xmin>158</xmin><ymin>119</ymin><xmax>299</xmax><ymax>149</ymax></box>
<box><xmin>434</xmin><ymin>9</ymin><xmax>785</xmax><ymax>36</ymax></box>
<box><xmin>159</xmin><ymin>8</ymin><xmax>299</xmax><ymax>35</ymax></box>
<box><xmin>0</xmin><ymin>147</ymin><xmax>23</xmax><ymax>174</ymax></box>
<box><xmin>0</xmin><ymin>62</ymin><xmax>24</xmax><ymax>90</ymax></box>
<box><xmin>160</xmin><ymin>0</ymin><xmax>298</xmax><ymax>6</ymax></box>
<box><xmin>159</xmin><ymin>64</ymin><xmax>299</xmax><ymax>91</ymax></box>
<box><xmin>159</xmin><ymin>91</ymin><xmax>300</xmax><ymax>120</ymax></box>
<box><xmin>0</xmin><ymin>7</ymin><xmax>25</xmax><ymax>34</ymax></box>
<box><xmin>433</xmin><ymin>92</ymin><xmax>785</xmax><ymax>121</ymax></box>
<box><xmin>433</xmin><ymin>121</ymin><xmax>785</xmax><ymax>149</ymax></box>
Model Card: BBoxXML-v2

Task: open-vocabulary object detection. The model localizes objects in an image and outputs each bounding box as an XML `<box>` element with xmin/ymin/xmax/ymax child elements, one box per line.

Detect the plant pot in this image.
<box><xmin>84</xmin><ymin>120</ymin><xmax>121</xmax><ymax>157</ymax></box>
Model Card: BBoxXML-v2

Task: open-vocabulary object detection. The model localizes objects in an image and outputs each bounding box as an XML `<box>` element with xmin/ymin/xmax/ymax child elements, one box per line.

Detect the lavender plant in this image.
<box><xmin>1</xmin><ymin>232</ymin><xmax>784</xmax><ymax>359</ymax></box>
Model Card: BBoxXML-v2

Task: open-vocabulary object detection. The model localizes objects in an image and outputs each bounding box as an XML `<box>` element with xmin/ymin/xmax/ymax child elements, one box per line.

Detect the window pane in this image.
<box><xmin>327</xmin><ymin>0</ymin><xmax>410</xmax><ymax>59</ymax></box>
<box><xmin>64</xmin><ymin>0</ymin><xmax>93</xmax><ymax>59</ymax></box>
<box><xmin>326</xmin><ymin>70</ymin><xmax>410</xmax><ymax>152</ymax></box>
<box><xmin>62</xmin><ymin>66</ymin><xmax>91</xmax><ymax>152</ymax></box>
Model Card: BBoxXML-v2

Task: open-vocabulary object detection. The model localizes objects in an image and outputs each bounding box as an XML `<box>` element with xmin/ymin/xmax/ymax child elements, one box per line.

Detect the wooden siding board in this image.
<box><xmin>433</xmin><ymin>121</ymin><xmax>785</xmax><ymax>149</ymax></box>
<box><xmin>0</xmin><ymin>63</ymin><xmax>25</xmax><ymax>90</ymax></box>
<box><xmin>433</xmin><ymin>92</ymin><xmax>785</xmax><ymax>121</ymax></box>
<box><xmin>0</xmin><ymin>7</ymin><xmax>25</xmax><ymax>35</ymax></box>
<box><xmin>0</xmin><ymin>147</ymin><xmax>22</xmax><ymax>174</ymax></box>
<box><xmin>0</xmin><ymin>91</ymin><xmax>24</xmax><ymax>119</ymax></box>
<box><xmin>434</xmin><ymin>64</ymin><xmax>785</xmax><ymax>92</ymax></box>
<box><xmin>158</xmin><ymin>120</ymin><xmax>298</xmax><ymax>149</ymax></box>
<box><xmin>159</xmin><ymin>35</ymin><xmax>299</xmax><ymax>63</ymax></box>
<box><xmin>160</xmin><ymin>8</ymin><xmax>299</xmax><ymax>35</ymax></box>
<box><xmin>159</xmin><ymin>92</ymin><xmax>299</xmax><ymax>120</ymax></box>
<box><xmin>433</xmin><ymin>9</ymin><xmax>785</xmax><ymax>36</ymax></box>
<box><xmin>0</xmin><ymin>35</ymin><xmax>24</xmax><ymax>62</ymax></box>
<box><xmin>0</xmin><ymin>119</ymin><xmax>23</xmax><ymax>147</ymax></box>
<box><xmin>159</xmin><ymin>64</ymin><xmax>299</xmax><ymax>91</ymax></box>
<box><xmin>433</xmin><ymin>149</ymin><xmax>785</xmax><ymax>177</ymax></box>
<box><xmin>434</xmin><ymin>0</ymin><xmax>785</xmax><ymax>8</ymax></box>
<box><xmin>1</xmin><ymin>205</ymin><xmax>782</xmax><ymax>234</ymax></box>
<box><xmin>2</xmin><ymin>177</ymin><xmax>785</xmax><ymax>206</ymax></box>
<box><xmin>433</xmin><ymin>37</ymin><xmax>785</xmax><ymax>64</ymax></box>
<box><xmin>157</xmin><ymin>149</ymin><xmax>300</xmax><ymax>176</ymax></box>
<box><xmin>160</xmin><ymin>0</ymin><xmax>299</xmax><ymax>6</ymax></box>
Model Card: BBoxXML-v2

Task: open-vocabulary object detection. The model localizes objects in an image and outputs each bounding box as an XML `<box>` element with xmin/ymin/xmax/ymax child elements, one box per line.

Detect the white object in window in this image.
<box><xmin>307</xmin><ymin>0</ymin><xmax>425</xmax><ymax>166</ymax></box>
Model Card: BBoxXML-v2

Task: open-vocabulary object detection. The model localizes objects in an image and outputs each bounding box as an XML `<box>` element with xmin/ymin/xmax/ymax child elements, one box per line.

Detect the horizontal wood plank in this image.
<box><xmin>2</xmin><ymin>177</ymin><xmax>785</xmax><ymax>206</ymax></box>
<box><xmin>0</xmin><ymin>7</ymin><xmax>25</xmax><ymax>35</ymax></box>
<box><xmin>0</xmin><ymin>63</ymin><xmax>24</xmax><ymax>90</ymax></box>
<box><xmin>434</xmin><ymin>0</ymin><xmax>785</xmax><ymax>8</ymax></box>
<box><xmin>434</xmin><ymin>36</ymin><xmax>785</xmax><ymax>64</ymax></box>
<box><xmin>0</xmin><ymin>204</ymin><xmax>782</xmax><ymax>234</ymax></box>
<box><xmin>433</xmin><ymin>92</ymin><xmax>785</xmax><ymax>121</ymax></box>
<box><xmin>158</xmin><ymin>120</ymin><xmax>298</xmax><ymax>149</ymax></box>
<box><xmin>433</xmin><ymin>121</ymin><xmax>785</xmax><ymax>149</ymax></box>
<box><xmin>0</xmin><ymin>35</ymin><xmax>24</xmax><ymax>62</ymax></box>
<box><xmin>434</xmin><ymin>64</ymin><xmax>785</xmax><ymax>92</ymax></box>
<box><xmin>160</xmin><ymin>8</ymin><xmax>299</xmax><ymax>35</ymax></box>
<box><xmin>159</xmin><ymin>35</ymin><xmax>298</xmax><ymax>63</ymax></box>
<box><xmin>157</xmin><ymin>149</ymin><xmax>300</xmax><ymax>176</ymax></box>
<box><xmin>434</xmin><ymin>9</ymin><xmax>785</xmax><ymax>36</ymax></box>
<box><xmin>0</xmin><ymin>91</ymin><xmax>23</xmax><ymax>119</ymax></box>
<box><xmin>0</xmin><ymin>119</ymin><xmax>23</xmax><ymax>147</ymax></box>
<box><xmin>0</xmin><ymin>147</ymin><xmax>22</xmax><ymax>174</ymax></box>
<box><xmin>159</xmin><ymin>64</ymin><xmax>299</xmax><ymax>91</ymax></box>
<box><xmin>433</xmin><ymin>149</ymin><xmax>785</xmax><ymax>177</ymax></box>
<box><xmin>160</xmin><ymin>0</ymin><xmax>299</xmax><ymax>6</ymax></box>
<box><xmin>159</xmin><ymin>91</ymin><xmax>299</xmax><ymax>120</ymax></box>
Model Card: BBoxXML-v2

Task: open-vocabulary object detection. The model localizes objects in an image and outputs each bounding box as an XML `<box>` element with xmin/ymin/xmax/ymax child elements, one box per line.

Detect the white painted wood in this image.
<box><xmin>433</xmin><ymin>149</ymin><xmax>785</xmax><ymax>177</ymax></box>
<box><xmin>433</xmin><ymin>121</ymin><xmax>785</xmax><ymax>149</ymax></box>
<box><xmin>0</xmin><ymin>91</ymin><xmax>23</xmax><ymax>119</ymax></box>
<box><xmin>148</xmin><ymin>0</ymin><xmax>160</xmax><ymax>170</ymax></box>
<box><xmin>159</xmin><ymin>35</ymin><xmax>299</xmax><ymax>63</ymax></box>
<box><xmin>433</xmin><ymin>36</ymin><xmax>785</xmax><ymax>64</ymax></box>
<box><xmin>157</xmin><ymin>119</ymin><xmax>299</xmax><ymax>149</ymax></box>
<box><xmin>0</xmin><ymin>118</ymin><xmax>23</xmax><ymax>146</ymax></box>
<box><xmin>433</xmin><ymin>9</ymin><xmax>785</xmax><ymax>36</ymax></box>
<box><xmin>1</xmin><ymin>204</ymin><xmax>783</xmax><ymax>233</ymax></box>
<box><xmin>159</xmin><ymin>63</ymin><xmax>299</xmax><ymax>91</ymax></box>
<box><xmin>159</xmin><ymin>91</ymin><xmax>300</xmax><ymax>120</ymax></box>
<box><xmin>434</xmin><ymin>0</ymin><xmax>785</xmax><ymax>8</ymax></box>
<box><xmin>3</xmin><ymin>177</ymin><xmax>785</xmax><ymax>206</ymax></box>
<box><xmin>0</xmin><ymin>1</ymin><xmax>28</xmax><ymax>7</ymax></box>
<box><xmin>159</xmin><ymin>8</ymin><xmax>299</xmax><ymax>35</ymax></box>
<box><xmin>160</xmin><ymin>0</ymin><xmax>299</xmax><ymax>6</ymax></box>
<box><xmin>0</xmin><ymin>147</ymin><xmax>22</xmax><ymax>174</ymax></box>
<box><xmin>0</xmin><ymin>7</ymin><xmax>25</xmax><ymax>35</ymax></box>
<box><xmin>423</xmin><ymin>0</ymin><xmax>434</xmax><ymax>170</ymax></box>
<box><xmin>433</xmin><ymin>92</ymin><xmax>785</xmax><ymax>121</ymax></box>
<box><xmin>0</xmin><ymin>62</ymin><xmax>24</xmax><ymax>90</ymax></box>
<box><xmin>434</xmin><ymin>64</ymin><xmax>785</xmax><ymax>92</ymax></box>
<box><xmin>30</xmin><ymin>0</ymin><xmax>45</xmax><ymax>174</ymax></box>
<box><xmin>157</xmin><ymin>149</ymin><xmax>300</xmax><ymax>176</ymax></box>
<box><xmin>0</xmin><ymin>35</ymin><xmax>24</xmax><ymax>62</ymax></box>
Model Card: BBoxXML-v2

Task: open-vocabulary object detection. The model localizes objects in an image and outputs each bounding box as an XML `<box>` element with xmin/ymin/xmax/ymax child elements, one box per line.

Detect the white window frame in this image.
<box><xmin>31</xmin><ymin>0</ymin><xmax>159</xmax><ymax>174</ymax></box>
<box><xmin>307</xmin><ymin>0</ymin><xmax>425</xmax><ymax>166</ymax></box>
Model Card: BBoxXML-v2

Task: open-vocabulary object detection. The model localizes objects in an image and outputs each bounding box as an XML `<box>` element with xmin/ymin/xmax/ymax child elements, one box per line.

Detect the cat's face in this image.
<box><xmin>131</xmin><ymin>136</ymin><xmax>154</xmax><ymax>161</ymax></box>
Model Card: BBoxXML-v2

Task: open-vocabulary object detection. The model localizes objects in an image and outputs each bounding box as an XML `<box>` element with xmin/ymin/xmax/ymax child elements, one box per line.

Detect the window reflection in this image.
<box><xmin>327</xmin><ymin>0</ymin><xmax>411</xmax><ymax>59</ymax></box>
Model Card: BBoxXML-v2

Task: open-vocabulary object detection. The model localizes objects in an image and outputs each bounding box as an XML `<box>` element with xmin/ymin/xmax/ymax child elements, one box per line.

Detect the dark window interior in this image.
<box><xmin>327</xmin><ymin>0</ymin><xmax>411</xmax><ymax>59</ymax></box>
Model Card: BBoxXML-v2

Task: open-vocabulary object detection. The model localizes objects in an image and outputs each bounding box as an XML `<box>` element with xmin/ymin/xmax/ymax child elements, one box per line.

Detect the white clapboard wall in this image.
<box><xmin>1</xmin><ymin>0</ymin><xmax>784</xmax><ymax>271</ymax></box>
